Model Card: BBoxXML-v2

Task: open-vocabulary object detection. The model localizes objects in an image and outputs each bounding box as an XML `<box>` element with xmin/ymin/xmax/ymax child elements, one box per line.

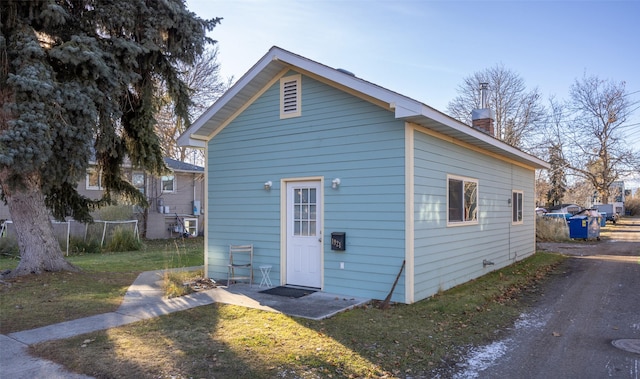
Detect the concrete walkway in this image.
<box><xmin>0</xmin><ymin>267</ymin><xmax>369</xmax><ymax>379</ymax></box>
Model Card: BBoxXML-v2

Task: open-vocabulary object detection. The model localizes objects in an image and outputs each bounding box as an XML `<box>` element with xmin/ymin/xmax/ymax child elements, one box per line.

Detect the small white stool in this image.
<box><xmin>259</xmin><ymin>265</ymin><xmax>273</xmax><ymax>288</ymax></box>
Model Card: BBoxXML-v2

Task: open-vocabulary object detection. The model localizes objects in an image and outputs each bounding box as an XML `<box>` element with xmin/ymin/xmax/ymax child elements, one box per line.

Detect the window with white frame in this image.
<box><xmin>86</xmin><ymin>168</ymin><xmax>102</xmax><ymax>190</ymax></box>
<box><xmin>161</xmin><ymin>174</ymin><xmax>175</xmax><ymax>193</ymax></box>
<box><xmin>280</xmin><ymin>74</ymin><xmax>301</xmax><ymax>119</ymax></box>
<box><xmin>182</xmin><ymin>218</ymin><xmax>198</xmax><ymax>237</ymax></box>
<box><xmin>447</xmin><ymin>175</ymin><xmax>478</xmax><ymax>225</ymax></box>
<box><xmin>132</xmin><ymin>172</ymin><xmax>145</xmax><ymax>194</ymax></box>
<box><xmin>512</xmin><ymin>190</ymin><xmax>523</xmax><ymax>224</ymax></box>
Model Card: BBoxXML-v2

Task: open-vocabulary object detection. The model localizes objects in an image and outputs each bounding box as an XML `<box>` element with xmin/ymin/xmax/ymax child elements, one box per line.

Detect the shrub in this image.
<box><xmin>626</xmin><ymin>197</ymin><xmax>640</xmax><ymax>216</ymax></box>
<box><xmin>104</xmin><ymin>227</ymin><xmax>143</xmax><ymax>252</ymax></box>
<box><xmin>69</xmin><ymin>237</ymin><xmax>103</xmax><ymax>255</ymax></box>
<box><xmin>536</xmin><ymin>216</ymin><xmax>570</xmax><ymax>242</ymax></box>
<box><xmin>93</xmin><ymin>205</ymin><xmax>135</xmax><ymax>221</ymax></box>
<box><xmin>0</xmin><ymin>237</ymin><xmax>20</xmax><ymax>259</ymax></box>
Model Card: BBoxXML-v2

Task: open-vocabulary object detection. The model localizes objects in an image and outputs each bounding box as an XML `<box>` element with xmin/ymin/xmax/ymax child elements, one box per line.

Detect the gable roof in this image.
<box><xmin>178</xmin><ymin>46</ymin><xmax>548</xmax><ymax>169</ymax></box>
<box><xmin>163</xmin><ymin>157</ymin><xmax>204</xmax><ymax>173</ymax></box>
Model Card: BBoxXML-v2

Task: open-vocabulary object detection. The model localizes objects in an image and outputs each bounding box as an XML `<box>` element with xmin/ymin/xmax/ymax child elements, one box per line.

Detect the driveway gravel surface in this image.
<box><xmin>453</xmin><ymin>217</ymin><xmax>640</xmax><ymax>379</ymax></box>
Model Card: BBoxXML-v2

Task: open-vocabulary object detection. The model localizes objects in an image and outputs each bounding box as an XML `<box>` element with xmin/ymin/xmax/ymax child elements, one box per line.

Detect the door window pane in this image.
<box><xmin>293</xmin><ymin>186</ymin><xmax>317</xmax><ymax>236</ymax></box>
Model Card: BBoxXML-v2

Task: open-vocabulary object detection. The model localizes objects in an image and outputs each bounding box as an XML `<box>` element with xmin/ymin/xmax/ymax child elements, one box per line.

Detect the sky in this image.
<box><xmin>185</xmin><ymin>0</ymin><xmax>640</xmax><ymax>184</ymax></box>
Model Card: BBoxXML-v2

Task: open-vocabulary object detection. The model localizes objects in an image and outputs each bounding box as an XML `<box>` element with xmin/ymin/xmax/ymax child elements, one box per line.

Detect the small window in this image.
<box><xmin>512</xmin><ymin>191</ymin><xmax>523</xmax><ymax>224</ymax></box>
<box><xmin>182</xmin><ymin>218</ymin><xmax>198</xmax><ymax>237</ymax></box>
<box><xmin>86</xmin><ymin>169</ymin><xmax>102</xmax><ymax>190</ymax></box>
<box><xmin>132</xmin><ymin>172</ymin><xmax>145</xmax><ymax>194</ymax></box>
<box><xmin>447</xmin><ymin>175</ymin><xmax>478</xmax><ymax>225</ymax></box>
<box><xmin>280</xmin><ymin>74</ymin><xmax>301</xmax><ymax>119</ymax></box>
<box><xmin>161</xmin><ymin>175</ymin><xmax>175</xmax><ymax>193</ymax></box>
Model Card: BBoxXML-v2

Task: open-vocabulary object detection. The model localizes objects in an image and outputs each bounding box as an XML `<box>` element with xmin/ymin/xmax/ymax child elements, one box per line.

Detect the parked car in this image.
<box><xmin>543</xmin><ymin>213</ymin><xmax>572</xmax><ymax>221</ymax></box>
<box><xmin>593</xmin><ymin>204</ymin><xmax>620</xmax><ymax>224</ymax></box>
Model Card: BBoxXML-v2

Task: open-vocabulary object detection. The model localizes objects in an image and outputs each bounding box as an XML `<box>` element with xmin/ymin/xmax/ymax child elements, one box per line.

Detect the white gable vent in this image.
<box><xmin>280</xmin><ymin>74</ymin><xmax>301</xmax><ymax>119</ymax></box>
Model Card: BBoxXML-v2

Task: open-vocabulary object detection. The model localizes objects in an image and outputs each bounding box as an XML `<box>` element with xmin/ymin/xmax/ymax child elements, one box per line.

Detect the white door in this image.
<box><xmin>286</xmin><ymin>181</ymin><xmax>322</xmax><ymax>288</ymax></box>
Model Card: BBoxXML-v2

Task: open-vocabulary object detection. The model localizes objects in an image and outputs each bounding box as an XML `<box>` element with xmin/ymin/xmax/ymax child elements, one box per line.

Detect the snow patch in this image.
<box><xmin>514</xmin><ymin>312</ymin><xmax>548</xmax><ymax>330</ymax></box>
<box><xmin>452</xmin><ymin>312</ymin><xmax>549</xmax><ymax>378</ymax></box>
<box><xmin>453</xmin><ymin>340</ymin><xmax>510</xmax><ymax>379</ymax></box>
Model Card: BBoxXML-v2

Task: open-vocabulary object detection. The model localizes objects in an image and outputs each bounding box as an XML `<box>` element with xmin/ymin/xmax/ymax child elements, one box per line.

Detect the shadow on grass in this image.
<box><xmin>0</xmin><ymin>271</ymin><xmax>138</xmax><ymax>334</ymax></box>
<box><xmin>27</xmin><ymin>253</ymin><xmax>566</xmax><ymax>378</ymax></box>
<box><xmin>30</xmin><ymin>303</ymin><xmax>388</xmax><ymax>378</ymax></box>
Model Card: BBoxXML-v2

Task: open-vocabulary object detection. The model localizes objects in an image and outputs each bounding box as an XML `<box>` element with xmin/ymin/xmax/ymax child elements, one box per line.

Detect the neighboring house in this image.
<box><xmin>177</xmin><ymin>47</ymin><xmax>548</xmax><ymax>304</ymax></box>
<box><xmin>1</xmin><ymin>157</ymin><xmax>204</xmax><ymax>239</ymax></box>
<box><xmin>144</xmin><ymin>157</ymin><xmax>205</xmax><ymax>239</ymax></box>
<box><xmin>82</xmin><ymin>157</ymin><xmax>205</xmax><ymax>239</ymax></box>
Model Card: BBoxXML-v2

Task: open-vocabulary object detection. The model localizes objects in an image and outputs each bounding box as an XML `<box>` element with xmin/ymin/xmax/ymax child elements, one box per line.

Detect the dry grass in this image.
<box><xmin>29</xmin><ymin>252</ymin><xmax>566</xmax><ymax>379</ymax></box>
<box><xmin>0</xmin><ymin>237</ymin><xmax>204</xmax><ymax>333</ymax></box>
<box><xmin>0</xmin><ymin>271</ymin><xmax>138</xmax><ymax>334</ymax></box>
<box><xmin>162</xmin><ymin>269</ymin><xmax>207</xmax><ymax>298</ymax></box>
<box><xmin>536</xmin><ymin>216</ymin><xmax>570</xmax><ymax>242</ymax></box>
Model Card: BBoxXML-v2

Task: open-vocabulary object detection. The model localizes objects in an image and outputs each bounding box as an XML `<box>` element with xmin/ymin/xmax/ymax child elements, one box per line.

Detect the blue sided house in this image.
<box><xmin>178</xmin><ymin>47</ymin><xmax>549</xmax><ymax>304</ymax></box>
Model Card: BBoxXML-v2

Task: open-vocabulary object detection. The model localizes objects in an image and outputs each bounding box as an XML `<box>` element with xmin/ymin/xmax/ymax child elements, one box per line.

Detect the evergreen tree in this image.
<box><xmin>546</xmin><ymin>144</ymin><xmax>567</xmax><ymax>207</ymax></box>
<box><xmin>0</xmin><ymin>0</ymin><xmax>219</xmax><ymax>277</ymax></box>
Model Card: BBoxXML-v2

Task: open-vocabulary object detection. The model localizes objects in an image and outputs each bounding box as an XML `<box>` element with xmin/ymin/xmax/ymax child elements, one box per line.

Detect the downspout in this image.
<box><xmin>193</xmin><ymin>173</ymin><xmax>196</xmax><ymax>214</ymax></box>
<box><xmin>509</xmin><ymin>165</ymin><xmax>512</xmax><ymax>260</ymax></box>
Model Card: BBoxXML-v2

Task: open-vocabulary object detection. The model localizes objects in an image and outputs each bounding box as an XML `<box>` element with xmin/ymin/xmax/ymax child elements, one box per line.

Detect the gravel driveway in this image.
<box><xmin>453</xmin><ymin>217</ymin><xmax>640</xmax><ymax>379</ymax></box>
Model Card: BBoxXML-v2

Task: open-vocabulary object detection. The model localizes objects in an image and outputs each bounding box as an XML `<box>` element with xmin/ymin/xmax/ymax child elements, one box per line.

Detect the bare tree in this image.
<box><xmin>564</xmin><ymin>74</ymin><xmax>640</xmax><ymax>204</ymax></box>
<box><xmin>544</xmin><ymin>97</ymin><xmax>569</xmax><ymax>207</ymax></box>
<box><xmin>564</xmin><ymin>180</ymin><xmax>595</xmax><ymax>207</ymax></box>
<box><xmin>447</xmin><ymin>64</ymin><xmax>546</xmax><ymax>150</ymax></box>
<box><xmin>156</xmin><ymin>47</ymin><xmax>232</xmax><ymax>163</ymax></box>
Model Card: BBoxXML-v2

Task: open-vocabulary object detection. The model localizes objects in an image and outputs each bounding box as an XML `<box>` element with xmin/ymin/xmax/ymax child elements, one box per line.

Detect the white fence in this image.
<box><xmin>1</xmin><ymin>219</ymin><xmax>139</xmax><ymax>255</ymax></box>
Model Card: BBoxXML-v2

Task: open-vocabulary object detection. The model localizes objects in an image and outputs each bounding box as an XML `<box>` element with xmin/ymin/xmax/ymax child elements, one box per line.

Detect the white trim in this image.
<box><xmin>512</xmin><ymin>190</ymin><xmax>524</xmax><ymax>225</ymax></box>
<box><xmin>280</xmin><ymin>74</ymin><xmax>301</xmax><ymax>119</ymax></box>
<box><xmin>177</xmin><ymin>50</ymin><xmax>279</xmax><ymax>147</ymax></box>
<box><xmin>405</xmin><ymin>124</ymin><xmax>415</xmax><ymax>304</ymax></box>
<box><xmin>279</xmin><ymin>176</ymin><xmax>324</xmax><ymax>288</ymax></box>
<box><xmin>446</xmin><ymin>174</ymin><xmax>479</xmax><ymax>226</ymax></box>
<box><xmin>204</xmin><ymin>147</ymin><xmax>209</xmax><ymax>278</ymax></box>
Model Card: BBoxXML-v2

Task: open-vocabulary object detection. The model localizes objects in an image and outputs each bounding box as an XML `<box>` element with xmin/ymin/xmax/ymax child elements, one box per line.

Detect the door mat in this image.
<box><xmin>260</xmin><ymin>286</ymin><xmax>317</xmax><ymax>298</ymax></box>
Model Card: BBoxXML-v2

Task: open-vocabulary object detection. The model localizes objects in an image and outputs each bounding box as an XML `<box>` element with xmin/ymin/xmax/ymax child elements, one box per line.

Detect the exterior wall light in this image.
<box><xmin>264</xmin><ymin>181</ymin><xmax>272</xmax><ymax>190</ymax></box>
<box><xmin>332</xmin><ymin>178</ymin><xmax>341</xmax><ymax>189</ymax></box>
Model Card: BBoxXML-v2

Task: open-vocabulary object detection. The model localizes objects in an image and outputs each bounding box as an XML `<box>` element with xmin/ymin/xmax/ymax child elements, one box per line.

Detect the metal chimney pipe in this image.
<box><xmin>480</xmin><ymin>82</ymin><xmax>489</xmax><ymax>109</ymax></box>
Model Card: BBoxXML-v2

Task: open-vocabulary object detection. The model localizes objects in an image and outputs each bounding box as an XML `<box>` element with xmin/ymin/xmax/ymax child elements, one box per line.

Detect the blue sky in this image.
<box><xmin>186</xmin><ymin>0</ymin><xmax>640</xmax><ymax>167</ymax></box>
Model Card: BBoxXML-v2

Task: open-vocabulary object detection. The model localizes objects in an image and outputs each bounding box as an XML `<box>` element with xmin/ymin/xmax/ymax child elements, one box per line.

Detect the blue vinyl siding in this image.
<box><xmin>206</xmin><ymin>72</ymin><xmax>407</xmax><ymax>301</ymax></box>
<box><xmin>204</xmin><ymin>68</ymin><xmax>538</xmax><ymax>303</ymax></box>
<box><xmin>412</xmin><ymin>130</ymin><xmax>536</xmax><ymax>300</ymax></box>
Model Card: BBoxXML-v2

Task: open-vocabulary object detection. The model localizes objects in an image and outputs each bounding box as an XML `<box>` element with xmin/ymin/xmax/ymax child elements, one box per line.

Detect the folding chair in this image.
<box><xmin>227</xmin><ymin>244</ymin><xmax>253</xmax><ymax>286</ymax></box>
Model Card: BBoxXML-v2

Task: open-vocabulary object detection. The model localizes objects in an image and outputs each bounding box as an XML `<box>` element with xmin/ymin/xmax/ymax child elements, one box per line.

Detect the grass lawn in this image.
<box><xmin>0</xmin><ymin>237</ymin><xmax>204</xmax><ymax>333</ymax></box>
<box><xmin>5</xmin><ymin>248</ymin><xmax>566</xmax><ymax>379</ymax></box>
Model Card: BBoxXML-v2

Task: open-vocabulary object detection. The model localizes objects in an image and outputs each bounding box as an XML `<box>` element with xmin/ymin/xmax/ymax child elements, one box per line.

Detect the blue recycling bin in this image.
<box><xmin>599</xmin><ymin>213</ymin><xmax>606</xmax><ymax>227</ymax></box>
<box><xmin>568</xmin><ymin>215</ymin><xmax>601</xmax><ymax>240</ymax></box>
<box><xmin>568</xmin><ymin>216</ymin><xmax>588</xmax><ymax>239</ymax></box>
